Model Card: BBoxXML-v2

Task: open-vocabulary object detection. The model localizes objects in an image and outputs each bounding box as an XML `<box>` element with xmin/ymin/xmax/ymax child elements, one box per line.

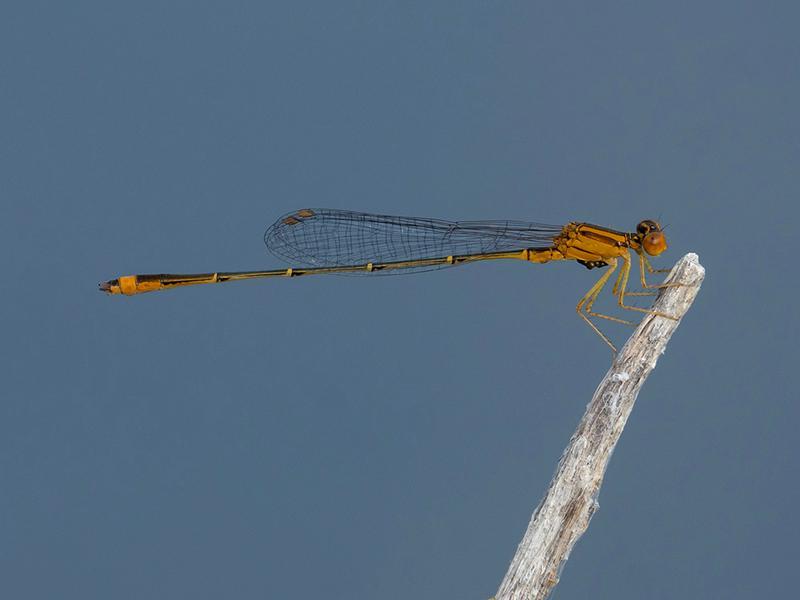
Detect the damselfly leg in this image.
<box><xmin>577</xmin><ymin>259</ymin><xmax>634</xmax><ymax>353</ymax></box>
<box><xmin>616</xmin><ymin>253</ymin><xmax>678</xmax><ymax>321</ymax></box>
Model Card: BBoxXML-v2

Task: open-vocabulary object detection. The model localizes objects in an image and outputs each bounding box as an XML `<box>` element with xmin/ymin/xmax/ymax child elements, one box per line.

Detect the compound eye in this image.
<box><xmin>642</xmin><ymin>231</ymin><xmax>667</xmax><ymax>256</ymax></box>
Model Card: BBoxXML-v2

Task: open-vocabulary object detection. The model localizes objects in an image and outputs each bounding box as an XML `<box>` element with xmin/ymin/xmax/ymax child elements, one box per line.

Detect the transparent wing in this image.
<box><xmin>264</xmin><ymin>208</ymin><xmax>563</xmax><ymax>274</ymax></box>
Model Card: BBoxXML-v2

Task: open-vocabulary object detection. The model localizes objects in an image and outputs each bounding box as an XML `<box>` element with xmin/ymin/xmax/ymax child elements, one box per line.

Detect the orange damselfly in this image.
<box><xmin>99</xmin><ymin>208</ymin><xmax>675</xmax><ymax>352</ymax></box>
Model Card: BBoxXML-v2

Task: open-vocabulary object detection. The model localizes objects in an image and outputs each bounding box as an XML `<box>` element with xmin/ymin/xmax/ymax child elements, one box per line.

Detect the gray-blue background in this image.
<box><xmin>2</xmin><ymin>2</ymin><xmax>797</xmax><ymax>598</ymax></box>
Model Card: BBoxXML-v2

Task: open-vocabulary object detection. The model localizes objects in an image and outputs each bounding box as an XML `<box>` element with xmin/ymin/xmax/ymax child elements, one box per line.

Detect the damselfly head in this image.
<box><xmin>636</xmin><ymin>220</ymin><xmax>661</xmax><ymax>235</ymax></box>
<box><xmin>636</xmin><ymin>220</ymin><xmax>667</xmax><ymax>256</ymax></box>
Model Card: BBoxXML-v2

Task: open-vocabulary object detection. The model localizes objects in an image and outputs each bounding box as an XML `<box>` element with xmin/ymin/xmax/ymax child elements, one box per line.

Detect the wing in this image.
<box><xmin>264</xmin><ymin>208</ymin><xmax>563</xmax><ymax>274</ymax></box>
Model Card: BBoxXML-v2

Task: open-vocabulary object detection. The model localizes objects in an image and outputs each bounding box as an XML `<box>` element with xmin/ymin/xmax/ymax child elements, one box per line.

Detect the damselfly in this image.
<box><xmin>99</xmin><ymin>208</ymin><xmax>676</xmax><ymax>352</ymax></box>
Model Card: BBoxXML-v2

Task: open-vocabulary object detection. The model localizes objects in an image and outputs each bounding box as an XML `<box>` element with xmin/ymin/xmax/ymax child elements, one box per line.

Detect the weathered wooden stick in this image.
<box><xmin>493</xmin><ymin>253</ymin><xmax>705</xmax><ymax>600</ymax></box>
